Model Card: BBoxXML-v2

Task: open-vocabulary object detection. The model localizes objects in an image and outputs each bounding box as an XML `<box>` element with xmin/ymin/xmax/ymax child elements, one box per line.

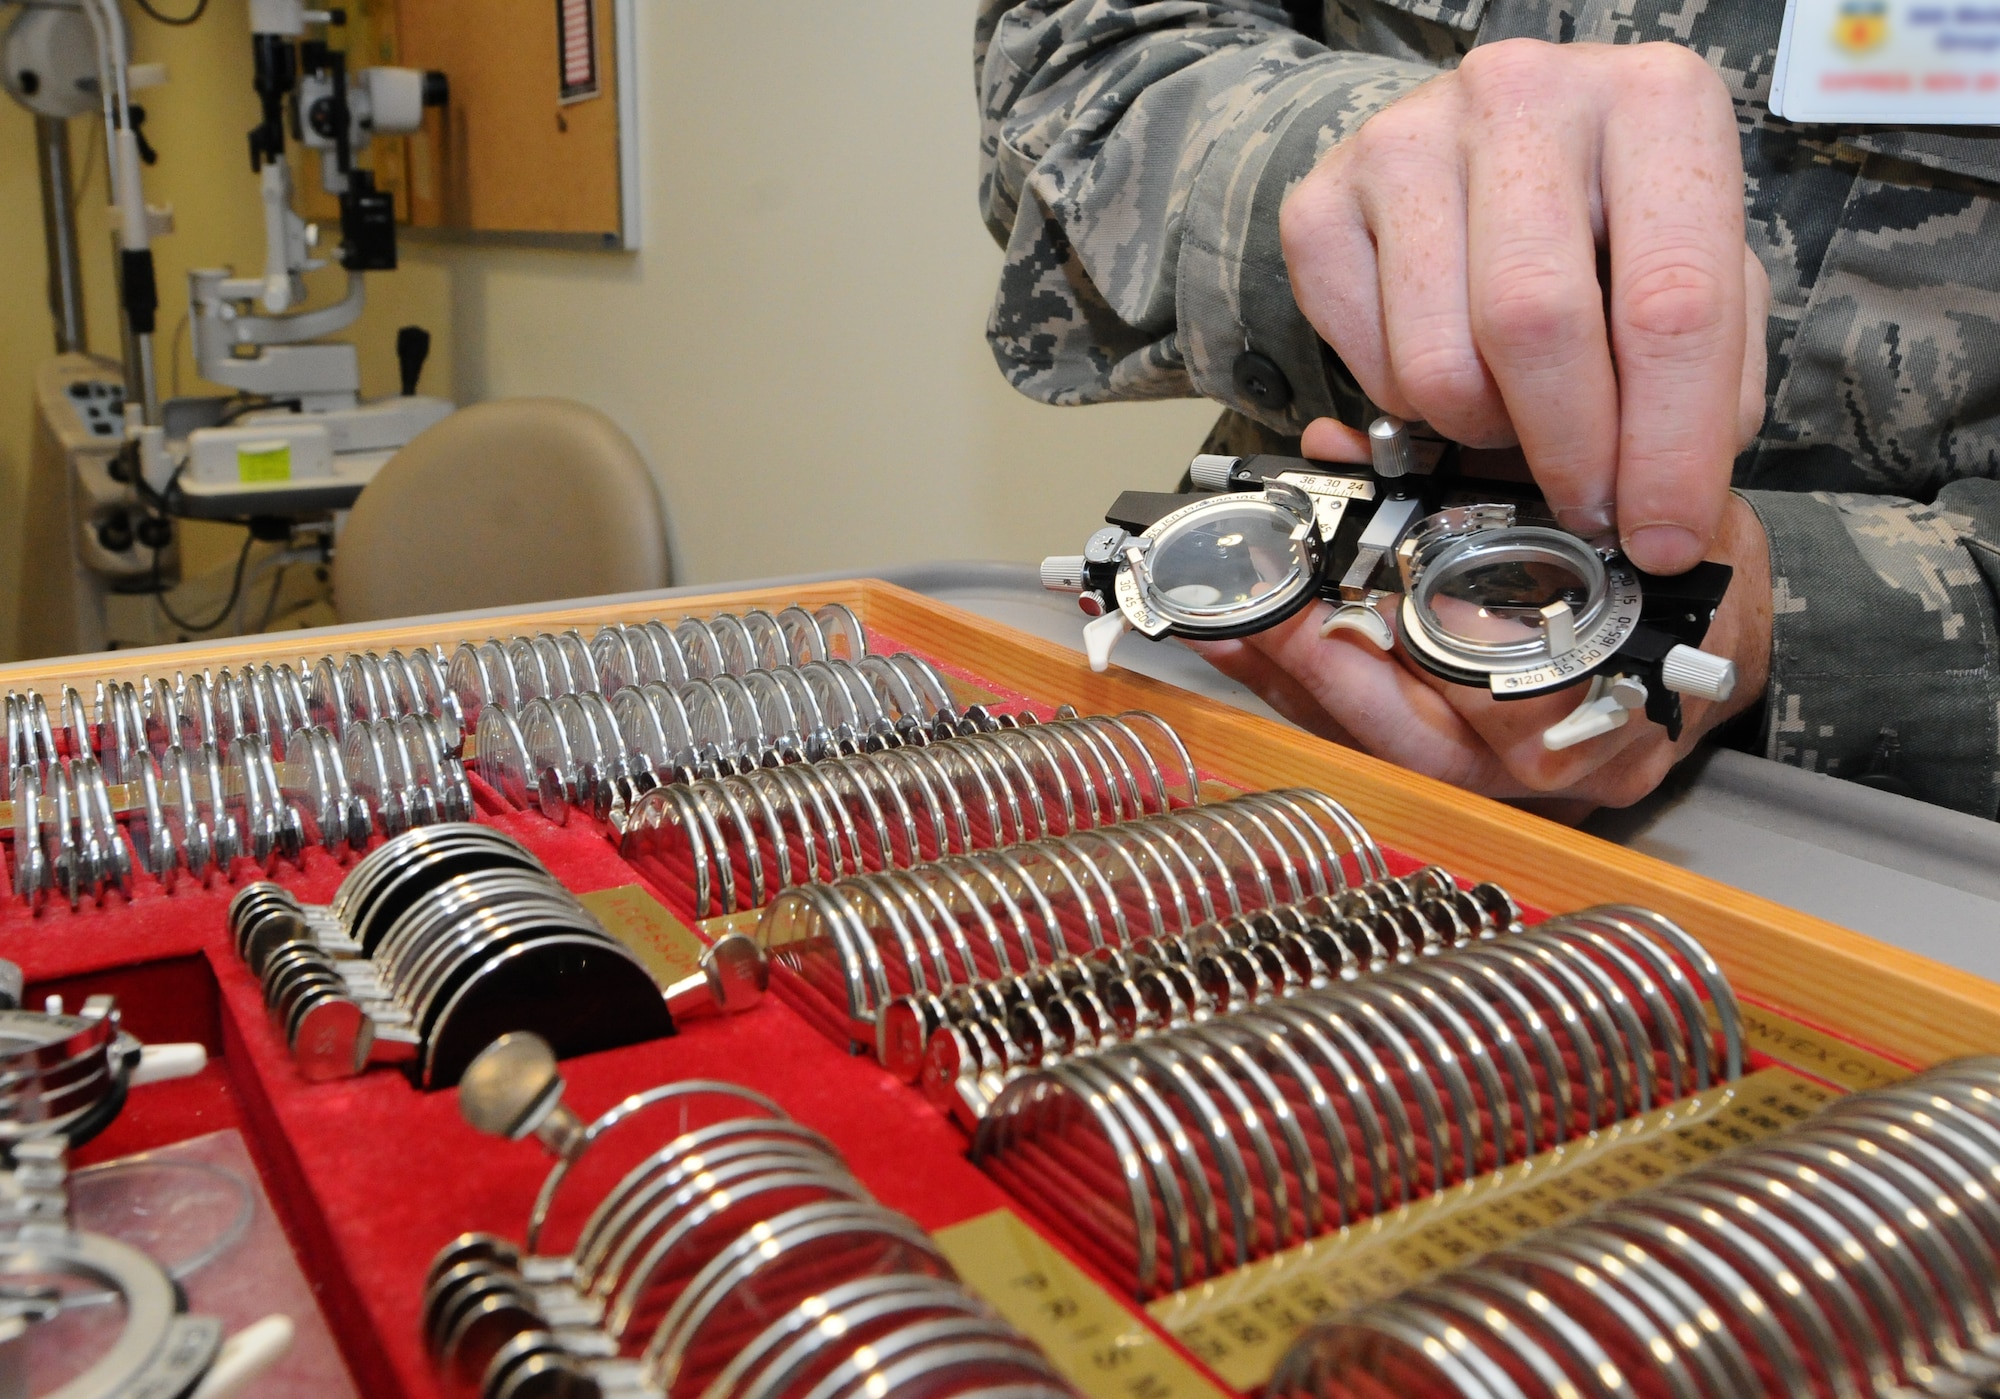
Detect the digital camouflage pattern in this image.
<box><xmin>977</xmin><ymin>0</ymin><xmax>2000</xmax><ymax>816</ymax></box>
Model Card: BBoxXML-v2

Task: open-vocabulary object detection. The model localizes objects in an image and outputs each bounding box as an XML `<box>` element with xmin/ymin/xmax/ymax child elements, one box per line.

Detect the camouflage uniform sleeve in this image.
<box><xmin>976</xmin><ymin>0</ymin><xmax>1437</xmax><ymax>433</ymax></box>
<box><xmin>1738</xmin><ymin>483</ymin><xmax>2000</xmax><ymax>818</ymax></box>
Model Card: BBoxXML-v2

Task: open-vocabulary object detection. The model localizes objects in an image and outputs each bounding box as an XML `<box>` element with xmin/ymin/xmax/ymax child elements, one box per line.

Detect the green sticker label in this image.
<box><xmin>237</xmin><ymin>441</ymin><xmax>292</xmax><ymax>483</ymax></box>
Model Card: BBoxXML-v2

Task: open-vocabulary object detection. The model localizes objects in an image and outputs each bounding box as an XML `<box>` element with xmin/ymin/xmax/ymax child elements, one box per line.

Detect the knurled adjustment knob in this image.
<box><xmin>1369</xmin><ymin>415</ymin><xmax>1413</xmax><ymax>479</ymax></box>
<box><xmin>1189</xmin><ymin>454</ymin><xmax>1240</xmax><ymax>491</ymax></box>
<box><xmin>1660</xmin><ymin>644</ymin><xmax>1737</xmax><ymax>702</ymax></box>
<box><xmin>1040</xmin><ymin>556</ymin><xmax>1087</xmax><ymax>592</ymax></box>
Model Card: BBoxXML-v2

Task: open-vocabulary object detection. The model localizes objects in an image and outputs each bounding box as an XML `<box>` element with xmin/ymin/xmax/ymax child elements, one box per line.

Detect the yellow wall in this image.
<box><xmin>0</xmin><ymin>1</ymin><xmax>1218</xmax><ymax>661</ymax></box>
<box><xmin>0</xmin><ymin>0</ymin><xmax>426</xmax><ymax>660</ymax></box>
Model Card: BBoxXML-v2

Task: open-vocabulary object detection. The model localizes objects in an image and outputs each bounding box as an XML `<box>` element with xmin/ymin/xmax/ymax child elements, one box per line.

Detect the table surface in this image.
<box><xmin>12</xmin><ymin>561</ymin><xmax>1996</xmax><ymax>983</ymax></box>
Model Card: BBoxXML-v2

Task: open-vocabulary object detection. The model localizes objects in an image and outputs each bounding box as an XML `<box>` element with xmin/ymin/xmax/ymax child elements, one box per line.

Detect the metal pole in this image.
<box><xmin>34</xmin><ymin>116</ymin><xmax>87</xmax><ymax>355</ymax></box>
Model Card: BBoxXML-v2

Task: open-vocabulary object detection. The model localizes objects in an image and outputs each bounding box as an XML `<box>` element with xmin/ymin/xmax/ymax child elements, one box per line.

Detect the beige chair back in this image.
<box><xmin>333</xmin><ymin>398</ymin><xmax>671</xmax><ymax>623</ymax></box>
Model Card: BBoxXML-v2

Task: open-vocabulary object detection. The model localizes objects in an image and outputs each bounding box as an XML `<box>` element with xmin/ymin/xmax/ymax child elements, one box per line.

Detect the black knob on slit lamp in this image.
<box><xmin>397</xmin><ymin>326</ymin><xmax>432</xmax><ymax>396</ymax></box>
<box><xmin>128</xmin><ymin>105</ymin><xmax>157</xmax><ymax>165</ymax></box>
<box><xmin>96</xmin><ymin>513</ymin><xmax>134</xmax><ymax>555</ymax></box>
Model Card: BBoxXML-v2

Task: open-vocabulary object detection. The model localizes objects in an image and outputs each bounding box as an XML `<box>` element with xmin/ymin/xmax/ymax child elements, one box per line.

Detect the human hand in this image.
<box><xmin>1187</xmin><ymin>493</ymin><xmax>1773</xmax><ymax>815</ymax></box>
<box><xmin>1279</xmin><ymin>40</ymin><xmax>1770</xmax><ymax>575</ymax></box>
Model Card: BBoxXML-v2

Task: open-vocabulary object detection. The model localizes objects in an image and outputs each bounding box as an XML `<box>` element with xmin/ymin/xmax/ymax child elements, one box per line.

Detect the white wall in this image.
<box><xmin>379</xmin><ymin>0</ymin><xmax>1219</xmax><ymax>586</ymax></box>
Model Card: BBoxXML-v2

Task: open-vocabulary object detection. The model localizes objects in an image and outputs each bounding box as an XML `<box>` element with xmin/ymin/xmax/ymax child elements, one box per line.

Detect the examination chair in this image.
<box><xmin>332</xmin><ymin>397</ymin><xmax>672</xmax><ymax>623</ymax></box>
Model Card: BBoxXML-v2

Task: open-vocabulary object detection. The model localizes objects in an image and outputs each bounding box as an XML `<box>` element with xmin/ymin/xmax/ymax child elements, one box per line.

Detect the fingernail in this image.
<box><xmin>1556</xmin><ymin>503</ymin><xmax>1618</xmax><ymax>541</ymax></box>
<box><xmin>1623</xmin><ymin>524</ymin><xmax>1704</xmax><ymax>573</ymax></box>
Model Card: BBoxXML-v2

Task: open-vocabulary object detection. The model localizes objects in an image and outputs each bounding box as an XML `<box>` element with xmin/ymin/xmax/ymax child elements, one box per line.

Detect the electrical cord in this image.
<box><xmin>218</xmin><ymin>397</ymin><xmax>301</xmax><ymax>425</ymax></box>
<box><xmin>152</xmin><ymin>530</ymin><xmax>254</xmax><ymax>634</ymax></box>
<box><xmin>125</xmin><ymin>456</ymin><xmax>180</xmax><ymax>519</ymax></box>
<box><xmin>252</xmin><ymin>562</ymin><xmax>291</xmax><ymax>631</ymax></box>
<box><xmin>132</xmin><ymin>0</ymin><xmax>209</xmax><ymax>25</ymax></box>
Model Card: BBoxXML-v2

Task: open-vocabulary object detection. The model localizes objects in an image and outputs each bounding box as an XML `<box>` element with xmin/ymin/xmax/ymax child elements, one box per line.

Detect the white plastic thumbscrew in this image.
<box><xmin>1082</xmin><ymin>611</ymin><xmax>1132</xmax><ymax>673</ymax></box>
<box><xmin>1660</xmin><ymin>645</ymin><xmax>1736</xmax><ymax>702</ymax></box>
<box><xmin>1542</xmin><ymin>674</ymin><xmax>1650</xmax><ymax>751</ymax></box>
<box><xmin>131</xmin><ymin>1042</ymin><xmax>208</xmax><ymax>1088</ymax></box>
<box><xmin>190</xmin><ymin>1315</ymin><xmax>296</xmax><ymax>1399</ymax></box>
<box><xmin>1542</xmin><ymin>694</ymin><xmax>1632</xmax><ymax>751</ymax></box>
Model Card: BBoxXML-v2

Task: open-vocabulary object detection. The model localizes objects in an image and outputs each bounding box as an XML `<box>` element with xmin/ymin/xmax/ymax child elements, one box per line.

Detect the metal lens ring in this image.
<box><xmin>521</xmin><ymin>1081</ymin><xmax>790</xmax><ymax>1256</ymax></box>
<box><xmin>1121</xmin><ymin>487</ymin><xmax>1326</xmax><ymax>638</ymax></box>
<box><xmin>0</xmin><ymin>1229</ymin><xmax>222</xmax><ymax>1399</ymax></box>
<box><xmin>12</xmin><ymin>764</ymin><xmax>48</xmax><ymax>909</ymax></box>
<box><xmin>572</xmin><ymin>1120</ymin><xmax>842</xmax><ymax>1291</ymax></box>
<box><xmin>1265</xmin><ymin>1058</ymin><xmax>2000</xmax><ymax>1399</ymax></box>
<box><xmin>642</xmin><ymin>1202</ymin><xmax>952</xmax><ymax>1394</ymax></box>
<box><xmin>1398</xmin><ymin>513</ymin><xmax>1641</xmax><ymax>694</ymax></box>
<box><xmin>621</xmin><ymin>714</ymin><xmax>1202</xmax><ymax>917</ymax></box>
<box><xmin>751</xmin><ymin>788</ymin><xmax>1376</xmax><ymax>1030</ymax></box>
<box><xmin>970</xmin><ymin>907</ymin><xmax>1737</xmax><ymax>1294</ymax></box>
<box><xmin>715</xmin><ymin>1273</ymin><xmax>989</xmax><ymax>1399</ymax></box>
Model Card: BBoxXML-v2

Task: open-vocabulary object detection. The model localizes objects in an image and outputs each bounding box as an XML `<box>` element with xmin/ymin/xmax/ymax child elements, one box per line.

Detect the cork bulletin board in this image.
<box><xmin>312</xmin><ymin>0</ymin><xmax>640</xmax><ymax>248</ymax></box>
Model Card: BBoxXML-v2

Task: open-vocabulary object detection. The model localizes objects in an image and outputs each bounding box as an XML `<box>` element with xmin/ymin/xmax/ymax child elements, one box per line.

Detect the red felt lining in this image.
<box><xmin>0</xmin><ymin>636</ymin><xmax>1204</xmax><ymax>1399</ymax></box>
<box><xmin>0</xmin><ymin>628</ymin><xmax>1909</xmax><ymax>1399</ymax></box>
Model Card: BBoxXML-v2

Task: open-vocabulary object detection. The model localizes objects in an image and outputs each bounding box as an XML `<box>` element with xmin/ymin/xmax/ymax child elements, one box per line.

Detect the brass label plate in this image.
<box><xmin>1730</xmin><ymin>999</ymin><xmax>1913</xmax><ymax>1092</ymax></box>
<box><xmin>934</xmin><ymin>1208</ymin><xmax>1230</xmax><ymax>1399</ymax></box>
<box><xmin>579</xmin><ymin>883</ymin><xmax>706</xmax><ymax>987</ymax></box>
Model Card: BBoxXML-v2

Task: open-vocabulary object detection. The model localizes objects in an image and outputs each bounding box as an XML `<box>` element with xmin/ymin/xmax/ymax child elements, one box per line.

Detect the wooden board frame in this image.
<box><xmin>6</xmin><ymin>577</ymin><xmax>1995</xmax><ymax>1069</ymax></box>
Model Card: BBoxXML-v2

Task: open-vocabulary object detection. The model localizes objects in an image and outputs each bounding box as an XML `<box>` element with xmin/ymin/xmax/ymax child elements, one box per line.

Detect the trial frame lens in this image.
<box><xmin>1135</xmin><ymin>495</ymin><xmax>1320</xmax><ymax>633</ymax></box>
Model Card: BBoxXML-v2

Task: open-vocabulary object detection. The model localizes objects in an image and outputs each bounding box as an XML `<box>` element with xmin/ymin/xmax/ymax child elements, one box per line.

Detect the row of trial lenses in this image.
<box><xmin>475</xmin><ymin>654</ymin><xmax>966</xmax><ymax>829</ymax></box>
<box><xmin>895</xmin><ymin>866</ymin><xmax>1523</xmax><ymax>1128</ymax></box>
<box><xmin>623</xmin><ymin>711</ymin><xmax>1204</xmax><ymax>923</ymax></box>
<box><xmin>9</xmin><ymin>685</ymin><xmax>264</xmax><ymax>906</ymax></box>
<box><xmin>1271</xmin><ymin>1056</ymin><xmax>2000</xmax><ymax>1399</ymax></box>
<box><xmin>228</xmin><ymin>822</ymin><xmax>514</xmax><ymax>1067</ymax></box>
<box><xmin>970</xmin><ymin>907</ymin><xmax>1743</xmax><ymax>1299</ymax></box>
<box><xmin>5</xmin><ymin>659</ymin><xmax>452</xmax><ymax>788</ymax></box>
<box><xmin>1</xmin><ymin>689</ymin><xmax>60</xmax><ymax>780</ymax></box>
<box><xmin>232</xmin><ymin>823</ymin><xmax>542</xmax><ymax>963</ymax></box>
<box><xmin>228</xmin><ymin>827</ymin><xmax>669</xmax><ymax>1086</ymax></box>
<box><xmin>10</xmin><ymin>753</ymin><xmax>130</xmax><ymax>910</ymax></box>
<box><xmin>285</xmin><ymin>713</ymin><xmax>474</xmax><ymax>855</ymax></box>
<box><xmin>429</xmin><ymin>1065</ymin><xmax>1075</xmax><ymax>1399</ymax></box>
<box><xmin>11</xmin><ymin>736</ymin><xmax>277</xmax><ymax>907</ymax></box>
<box><xmin>450</xmin><ymin>604</ymin><xmax>871</xmax><ymax>728</ymax></box>
<box><xmin>9</xmin><ymin>715</ymin><xmax>467</xmax><ymax>911</ymax></box>
<box><xmin>10</xmin><ymin>669</ymin><xmax>460</xmax><ymax>865</ymax></box>
<box><xmin>754</xmin><ymin>788</ymin><xmax>1386</xmax><ymax>1044</ymax></box>
<box><xmin>1</xmin><ymin>602</ymin><xmax>870</xmax><ymax>777</ymax></box>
